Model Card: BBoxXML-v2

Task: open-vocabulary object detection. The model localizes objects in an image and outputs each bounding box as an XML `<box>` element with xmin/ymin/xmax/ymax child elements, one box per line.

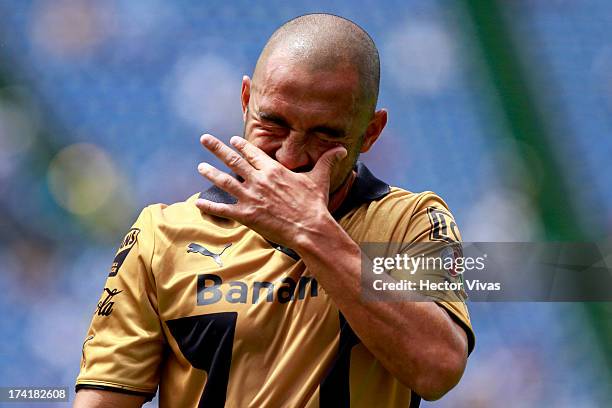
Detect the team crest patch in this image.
<box><xmin>109</xmin><ymin>228</ymin><xmax>140</xmax><ymax>277</ymax></box>
<box><xmin>441</xmin><ymin>244</ymin><xmax>463</xmax><ymax>277</ymax></box>
<box><xmin>427</xmin><ymin>207</ymin><xmax>460</xmax><ymax>243</ymax></box>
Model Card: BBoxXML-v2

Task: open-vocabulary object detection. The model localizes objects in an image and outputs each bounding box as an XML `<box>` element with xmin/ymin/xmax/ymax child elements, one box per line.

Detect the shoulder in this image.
<box><xmin>137</xmin><ymin>192</ymin><xmax>240</xmax><ymax>247</ymax></box>
<box><xmin>143</xmin><ymin>193</ymin><xmax>203</xmax><ymax>226</ymax></box>
<box><xmin>134</xmin><ymin>192</ymin><xmax>219</xmax><ymax>246</ymax></box>
<box><xmin>356</xmin><ymin>187</ymin><xmax>459</xmax><ymax>242</ymax></box>
<box><xmin>367</xmin><ymin>187</ymin><xmax>453</xmax><ymax>219</ymax></box>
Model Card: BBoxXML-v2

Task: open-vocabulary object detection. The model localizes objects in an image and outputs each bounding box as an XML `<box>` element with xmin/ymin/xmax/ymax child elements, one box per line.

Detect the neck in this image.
<box><xmin>328</xmin><ymin>170</ymin><xmax>357</xmax><ymax>213</ymax></box>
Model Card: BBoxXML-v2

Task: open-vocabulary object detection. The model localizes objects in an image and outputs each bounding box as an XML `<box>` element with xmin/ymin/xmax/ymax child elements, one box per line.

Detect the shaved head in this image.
<box><xmin>253</xmin><ymin>14</ymin><xmax>380</xmax><ymax>115</ymax></box>
<box><xmin>241</xmin><ymin>14</ymin><xmax>387</xmax><ymax>193</ymax></box>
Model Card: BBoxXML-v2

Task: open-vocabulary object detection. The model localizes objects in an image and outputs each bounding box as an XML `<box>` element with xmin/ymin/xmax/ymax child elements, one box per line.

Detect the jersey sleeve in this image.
<box><xmin>75</xmin><ymin>206</ymin><xmax>164</xmax><ymax>399</ymax></box>
<box><xmin>389</xmin><ymin>191</ymin><xmax>476</xmax><ymax>355</ymax></box>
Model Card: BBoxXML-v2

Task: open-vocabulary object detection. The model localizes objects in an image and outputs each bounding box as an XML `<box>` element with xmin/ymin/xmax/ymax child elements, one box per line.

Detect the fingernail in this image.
<box><xmin>200</xmin><ymin>134</ymin><xmax>211</xmax><ymax>143</ymax></box>
<box><xmin>230</xmin><ymin>136</ymin><xmax>244</xmax><ymax>146</ymax></box>
<box><xmin>198</xmin><ymin>162</ymin><xmax>210</xmax><ymax>172</ymax></box>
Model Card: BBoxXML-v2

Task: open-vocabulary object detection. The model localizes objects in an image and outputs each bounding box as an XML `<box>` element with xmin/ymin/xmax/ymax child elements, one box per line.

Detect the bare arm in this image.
<box><xmin>295</xmin><ymin>217</ymin><xmax>469</xmax><ymax>401</ymax></box>
<box><xmin>73</xmin><ymin>389</ymin><xmax>146</xmax><ymax>408</ymax></box>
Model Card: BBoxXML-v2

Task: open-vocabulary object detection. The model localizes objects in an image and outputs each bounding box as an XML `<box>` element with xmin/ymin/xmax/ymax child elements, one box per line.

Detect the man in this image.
<box><xmin>74</xmin><ymin>14</ymin><xmax>474</xmax><ymax>407</ymax></box>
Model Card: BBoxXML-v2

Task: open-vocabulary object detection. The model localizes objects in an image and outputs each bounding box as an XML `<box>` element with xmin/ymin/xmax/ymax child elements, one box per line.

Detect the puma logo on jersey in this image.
<box><xmin>187</xmin><ymin>243</ymin><xmax>232</xmax><ymax>267</ymax></box>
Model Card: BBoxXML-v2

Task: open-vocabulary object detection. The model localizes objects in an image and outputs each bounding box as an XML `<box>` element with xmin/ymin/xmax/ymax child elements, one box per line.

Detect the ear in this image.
<box><xmin>360</xmin><ymin>109</ymin><xmax>387</xmax><ymax>153</ymax></box>
<box><xmin>241</xmin><ymin>75</ymin><xmax>251</xmax><ymax>121</ymax></box>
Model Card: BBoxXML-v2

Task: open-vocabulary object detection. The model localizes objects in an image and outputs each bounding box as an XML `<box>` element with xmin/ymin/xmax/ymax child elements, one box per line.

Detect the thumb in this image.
<box><xmin>311</xmin><ymin>146</ymin><xmax>347</xmax><ymax>183</ymax></box>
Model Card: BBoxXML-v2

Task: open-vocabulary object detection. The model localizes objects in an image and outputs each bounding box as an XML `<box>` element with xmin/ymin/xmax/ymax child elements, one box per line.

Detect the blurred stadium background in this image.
<box><xmin>0</xmin><ymin>0</ymin><xmax>611</xmax><ymax>407</ymax></box>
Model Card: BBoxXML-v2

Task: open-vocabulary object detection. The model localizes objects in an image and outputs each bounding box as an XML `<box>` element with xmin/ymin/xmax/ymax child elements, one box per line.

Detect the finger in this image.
<box><xmin>195</xmin><ymin>198</ymin><xmax>237</xmax><ymax>220</ymax></box>
<box><xmin>229</xmin><ymin>136</ymin><xmax>271</xmax><ymax>170</ymax></box>
<box><xmin>200</xmin><ymin>134</ymin><xmax>252</xmax><ymax>177</ymax></box>
<box><xmin>198</xmin><ymin>162</ymin><xmax>245</xmax><ymax>198</ymax></box>
<box><xmin>310</xmin><ymin>146</ymin><xmax>347</xmax><ymax>184</ymax></box>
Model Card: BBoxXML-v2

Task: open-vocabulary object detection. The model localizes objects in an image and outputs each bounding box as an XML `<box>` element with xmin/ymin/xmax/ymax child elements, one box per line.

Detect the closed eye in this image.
<box><xmin>310</xmin><ymin>126</ymin><xmax>345</xmax><ymax>139</ymax></box>
<box><xmin>256</xmin><ymin>110</ymin><xmax>345</xmax><ymax>139</ymax></box>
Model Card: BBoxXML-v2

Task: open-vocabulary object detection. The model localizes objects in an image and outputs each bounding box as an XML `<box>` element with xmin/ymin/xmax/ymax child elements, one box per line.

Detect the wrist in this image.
<box><xmin>292</xmin><ymin>211</ymin><xmax>356</xmax><ymax>259</ymax></box>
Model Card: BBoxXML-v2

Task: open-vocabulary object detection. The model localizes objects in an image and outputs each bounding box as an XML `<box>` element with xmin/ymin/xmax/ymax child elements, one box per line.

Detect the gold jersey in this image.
<box><xmin>76</xmin><ymin>163</ymin><xmax>475</xmax><ymax>407</ymax></box>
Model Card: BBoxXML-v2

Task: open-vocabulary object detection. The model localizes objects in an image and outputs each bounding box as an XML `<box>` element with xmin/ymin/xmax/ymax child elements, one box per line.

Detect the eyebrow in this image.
<box><xmin>309</xmin><ymin>125</ymin><xmax>345</xmax><ymax>138</ymax></box>
<box><xmin>257</xmin><ymin>110</ymin><xmax>346</xmax><ymax>139</ymax></box>
<box><xmin>258</xmin><ymin>111</ymin><xmax>290</xmax><ymax>128</ymax></box>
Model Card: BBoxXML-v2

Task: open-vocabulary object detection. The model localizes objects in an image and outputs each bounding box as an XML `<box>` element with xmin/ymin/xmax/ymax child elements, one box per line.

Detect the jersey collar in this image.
<box><xmin>198</xmin><ymin>161</ymin><xmax>390</xmax><ymax>217</ymax></box>
<box><xmin>332</xmin><ymin>161</ymin><xmax>391</xmax><ymax>220</ymax></box>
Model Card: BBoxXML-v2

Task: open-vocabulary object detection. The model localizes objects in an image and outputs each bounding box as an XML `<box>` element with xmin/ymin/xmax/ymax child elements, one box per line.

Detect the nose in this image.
<box><xmin>274</xmin><ymin>132</ymin><xmax>311</xmax><ymax>171</ymax></box>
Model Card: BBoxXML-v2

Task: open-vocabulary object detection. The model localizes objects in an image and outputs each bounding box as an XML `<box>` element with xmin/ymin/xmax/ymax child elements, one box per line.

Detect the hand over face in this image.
<box><xmin>196</xmin><ymin>134</ymin><xmax>347</xmax><ymax>249</ymax></box>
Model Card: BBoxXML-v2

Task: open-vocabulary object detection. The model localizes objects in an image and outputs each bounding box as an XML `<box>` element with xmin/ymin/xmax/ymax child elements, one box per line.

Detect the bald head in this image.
<box><xmin>253</xmin><ymin>14</ymin><xmax>380</xmax><ymax>114</ymax></box>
